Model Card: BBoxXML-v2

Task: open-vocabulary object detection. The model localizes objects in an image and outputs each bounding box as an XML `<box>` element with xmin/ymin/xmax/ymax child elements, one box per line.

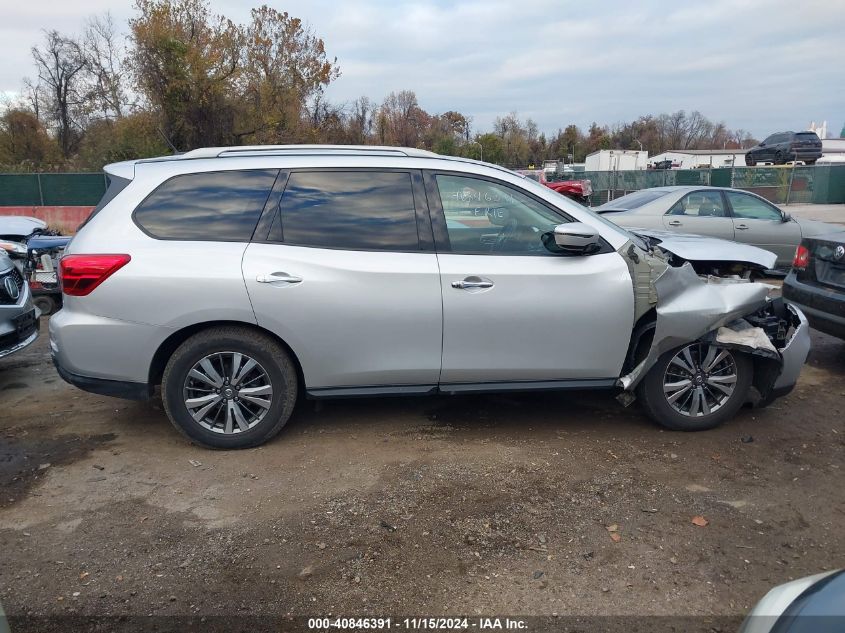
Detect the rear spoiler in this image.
<box><xmin>103</xmin><ymin>159</ymin><xmax>138</xmax><ymax>181</ymax></box>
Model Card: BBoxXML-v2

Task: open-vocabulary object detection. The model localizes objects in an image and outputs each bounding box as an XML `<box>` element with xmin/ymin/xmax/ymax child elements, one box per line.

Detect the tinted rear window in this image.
<box><xmin>134</xmin><ymin>170</ymin><xmax>278</xmax><ymax>241</ymax></box>
<box><xmin>795</xmin><ymin>132</ymin><xmax>820</xmax><ymax>140</ymax></box>
<box><xmin>278</xmin><ymin>171</ymin><xmax>419</xmax><ymax>251</ymax></box>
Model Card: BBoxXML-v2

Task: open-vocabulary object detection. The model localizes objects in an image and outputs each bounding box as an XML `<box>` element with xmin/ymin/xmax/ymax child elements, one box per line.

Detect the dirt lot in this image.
<box><xmin>1</xmin><ymin>319</ymin><xmax>843</xmax><ymax>632</ymax></box>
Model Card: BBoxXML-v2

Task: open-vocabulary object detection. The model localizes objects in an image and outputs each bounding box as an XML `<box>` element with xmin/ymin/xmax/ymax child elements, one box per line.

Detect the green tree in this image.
<box><xmin>129</xmin><ymin>0</ymin><xmax>243</xmax><ymax>150</ymax></box>
<box><xmin>0</xmin><ymin>108</ymin><xmax>58</xmax><ymax>168</ymax></box>
<box><xmin>238</xmin><ymin>6</ymin><xmax>339</xmax><ymax>143</ymax></box>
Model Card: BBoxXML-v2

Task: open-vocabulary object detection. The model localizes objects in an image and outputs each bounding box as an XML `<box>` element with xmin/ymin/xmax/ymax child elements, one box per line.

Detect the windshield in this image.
<box><xmin>514</xmin><ymin>173</ymin><xmax>648</xmax><ymax>249</ymax></box>
<box><xmin>600</xmin><ymin>189</ymin><xmax>671</xmax><ymax>210</ymax></box>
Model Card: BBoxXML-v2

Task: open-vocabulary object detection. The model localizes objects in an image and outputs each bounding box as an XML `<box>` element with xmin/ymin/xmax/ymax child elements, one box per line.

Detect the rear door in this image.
<box><xmin>428</xmin><ymin>172</ymin><xmax>633</xmax><ymax>386</ymax></box>
<box><xmin>242</xmin><ymin>169</ymin><xmax>443</xmax><ymax>392</ymax></box>
<box><xmin>725</xmin><ymin>190</ymin><xmax>800</xmax><ymax>268</ymax></box>
<box><xmin>661</xmin><ymin>190</ymin><xmax>735</xmax><ymax>240</ymax></box>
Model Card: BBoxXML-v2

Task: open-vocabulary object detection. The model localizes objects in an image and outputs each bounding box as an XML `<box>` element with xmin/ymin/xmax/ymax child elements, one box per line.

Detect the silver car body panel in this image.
<box><xmin>242</xmin><ymin>244</ymin><xmax>442</xmax><ymax>388</ymax></box>
<box><xmin>50</xmin><ymin>147</ymin><xmax>808</xmax><ymax>406</ymax></box>
<box><xmin>437</xmin><ymin>251</ymin><xmax>633</xmax><ymax>383</ymax></box>
<box><xmin>0</xmin><ymin>215</ymin><xmax>47</xmax><ymax>240</ymax></box>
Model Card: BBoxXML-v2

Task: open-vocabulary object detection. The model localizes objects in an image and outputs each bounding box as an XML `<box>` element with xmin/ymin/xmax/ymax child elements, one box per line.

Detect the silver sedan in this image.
<box><xmin>595</xmin><ymin>186</ymin><xmax>834</xmax><ymax>269</ymax></box>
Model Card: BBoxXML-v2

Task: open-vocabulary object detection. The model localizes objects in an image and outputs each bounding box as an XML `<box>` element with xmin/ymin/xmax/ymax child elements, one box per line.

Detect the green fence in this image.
<box><xmin>0</xmin><ymin>173</ymin><xmax>108</xmax><ymax>206</ymax></box>
<box><xmin>1</xmin><ymin>165</ymin><xmax>844</xmax><ymax>207</ymax></box>
<box><xmin>549</xmin><ymin>165</ymin><xmax>845</xmax><ymax>206</ymax></box>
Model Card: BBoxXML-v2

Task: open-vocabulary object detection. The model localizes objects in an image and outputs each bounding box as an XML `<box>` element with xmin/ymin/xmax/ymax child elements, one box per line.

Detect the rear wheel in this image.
<box><xmin>33</xmin><ymin>294</ymin><xmax>57</xmax><ymax>316</ymax></box>
<box><xmin>162</xmin><ymin>327</ymin><xmax>298</xmax><ymax>449</ymax></box>
<box><xmin>637</xmin><ymin>342</ymin><xmax>752</xmax><ymax>431</ymax></box>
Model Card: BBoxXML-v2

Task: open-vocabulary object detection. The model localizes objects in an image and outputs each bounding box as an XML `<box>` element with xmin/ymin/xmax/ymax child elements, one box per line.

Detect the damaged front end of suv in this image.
<box><xmin>616</xmin><ymin>230</ymin><xmax>810</xmax><ymax>429</ymax></box>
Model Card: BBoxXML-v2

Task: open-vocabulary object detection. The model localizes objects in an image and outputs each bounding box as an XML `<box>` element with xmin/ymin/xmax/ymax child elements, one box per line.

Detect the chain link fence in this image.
<box><xmin>1</xmin><ymin>165</ymin><xmax>844</xmax><ymax>208</ymax></box>
<box><xmin>548</xmin><ymin>164</ymin><xmax>845</xmax><ymax>206</ymax></box>
<box><xmin>0</xmin><ymin>173</ymin><xmax>108</xmax><ymax>206</ymax></box>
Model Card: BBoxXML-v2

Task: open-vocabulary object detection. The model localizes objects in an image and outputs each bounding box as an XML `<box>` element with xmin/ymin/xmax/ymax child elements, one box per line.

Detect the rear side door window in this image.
<box><xmin>726</xmin><ymin>192</ymin><xmax>782</xmax><ymax>221</ymax></box>
<box><xmin>134</xmin><ymin>170</ymin><xmax>279</xmax><ymax>241</ymax></box>
<box><xmin>276</xmin><ymin>171</ymin><xmax>421</xmax><ymax>251</ymax></box>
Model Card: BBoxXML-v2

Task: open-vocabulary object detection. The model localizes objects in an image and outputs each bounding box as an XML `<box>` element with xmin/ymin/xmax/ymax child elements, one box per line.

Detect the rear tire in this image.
<box><xmin>637</xmin><ymin>342</ymin><xmax>752</xmax><ymax>431</ymax></box>
<box><xmin>33</xmin><ymin>294</ymin><xmax>57</xmax><ymax>316</ymax></box>
<box><xmin>162</xmin><ymin>326</ymin><xmax>298</xmax><ymax>449</ymax></box>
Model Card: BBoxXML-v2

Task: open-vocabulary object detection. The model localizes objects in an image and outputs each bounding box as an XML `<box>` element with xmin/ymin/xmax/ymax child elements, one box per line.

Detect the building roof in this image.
<box><xmin>654</xmin><ymin>149</ymin><xmax>747</xmax><ymax>156</ymax></box>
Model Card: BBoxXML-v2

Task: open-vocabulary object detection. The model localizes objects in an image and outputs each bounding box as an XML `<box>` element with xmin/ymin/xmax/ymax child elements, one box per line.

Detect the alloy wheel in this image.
<box><xmin>662</xmin><ymin>343</ymin><xmax>737</xmax><ymax>417</ymax></box>
<box><xmin>182</xmin><ymin>351</ymin><xmax>273</xmax><ymax>434</ymax></box>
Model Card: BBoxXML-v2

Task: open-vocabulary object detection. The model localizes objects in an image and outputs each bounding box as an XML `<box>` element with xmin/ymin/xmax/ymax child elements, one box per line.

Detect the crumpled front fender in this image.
<box><xmin>618</xmin><ymin>262</ymin><xmax>774</xmax><ymax>390</ymax></box>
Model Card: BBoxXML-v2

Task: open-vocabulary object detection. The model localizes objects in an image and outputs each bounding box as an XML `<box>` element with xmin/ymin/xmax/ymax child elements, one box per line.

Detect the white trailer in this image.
<box><xmin>585</xmin><ymin>149</ymin><xmax>647</xmax><ymax>171</ymax></box>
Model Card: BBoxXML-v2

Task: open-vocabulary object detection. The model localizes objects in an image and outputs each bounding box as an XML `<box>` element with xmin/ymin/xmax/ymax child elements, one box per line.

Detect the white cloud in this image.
<box><xmin>1</xmin><ymin>0</ymin><xmax>842</xmax><ymax>137</ymax></box>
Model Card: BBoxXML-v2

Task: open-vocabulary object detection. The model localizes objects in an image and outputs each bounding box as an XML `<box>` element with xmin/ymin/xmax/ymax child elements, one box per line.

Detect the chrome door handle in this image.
<box><xmin>256</xmin><ymin>272</ymin><xmax>302</xmax><ymax>284</ymax></box>
<box><xmin>452</xmin><ymin>278</ymin><xmax>493</xmax><ymax>290</ymax></box>
<box><xmin>667</xmin><ymin>220</ymin><xmax>682</xmax><ymax>227</ymax></box>
<box><xmin>735</xmin><ymin>224</ymin><xmax>749</xmax><ymax>230</ymax></box>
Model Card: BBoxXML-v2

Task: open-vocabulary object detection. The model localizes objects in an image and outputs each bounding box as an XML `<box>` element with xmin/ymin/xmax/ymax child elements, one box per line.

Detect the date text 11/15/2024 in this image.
<box><xmin>307</xmin><ymin>617</ymin><xmax>528</xmax><ymax>630</ymax></box>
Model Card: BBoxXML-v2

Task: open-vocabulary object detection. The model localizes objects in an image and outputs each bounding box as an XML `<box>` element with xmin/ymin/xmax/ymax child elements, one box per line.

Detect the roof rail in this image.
<box><xmin>177</xmin><ymin>145</ymin><xmax>446</xmax><ymax>160</ymax></box>
<box><xmin>132</xmin><ymin>145</ymin><xmax>519</xmax><ymax>178</ymax></box>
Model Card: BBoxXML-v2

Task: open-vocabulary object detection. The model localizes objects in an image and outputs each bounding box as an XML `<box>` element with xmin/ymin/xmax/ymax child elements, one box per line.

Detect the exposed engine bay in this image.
<box><xmin>616</xmin><ymin>231</ymin><xmax>810</xmax><ymax>406</ymax></box>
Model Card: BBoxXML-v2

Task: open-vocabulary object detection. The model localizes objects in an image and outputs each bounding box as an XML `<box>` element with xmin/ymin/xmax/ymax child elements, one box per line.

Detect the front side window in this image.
<box><xmin>134</xmin><ymin>170</ymin><xmax>278</xmax><ymax>241</ymax></box>
<box><xmin>666</xmin><ymin>191</ymin><xmax>727</xmax><ymax>218</ymax></box>
<box><xmin>726</xmin><ymin>191</ymin><xmax>782</xmax><ymax>221</ymax></box>
<box><xmin>436</xmin><ymin>174</ymin><xmax>565</xmax><ymax>254</ymax></box>
<box><xmin>278</xmin><ymin>171</ymin><xmax>419</xmax><ymax>251</ymax></box>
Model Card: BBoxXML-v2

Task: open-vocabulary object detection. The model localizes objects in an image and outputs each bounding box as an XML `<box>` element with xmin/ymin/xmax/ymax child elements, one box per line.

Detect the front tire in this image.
<box><xmin>162</xmin><ymin>327</ymin><xmax>298</xmax><ymax>449</ymax></box>
<box><xmin>745</xmin><ymin>156</ymin><xmax>756</xmax><ymax>167</ymax></box>
<box><xmin>637</xmin><ymin>342</ymin><xmax>752</xmax><ymax>431</ymax></box>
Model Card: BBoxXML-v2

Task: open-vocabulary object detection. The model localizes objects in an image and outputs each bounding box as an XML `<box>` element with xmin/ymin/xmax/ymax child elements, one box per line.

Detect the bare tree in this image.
<box><xmin>30</xmin><ymin>30</ymin><xmax>88</xmax><ymax>157</ymax></box>
<box><xmin>82</xmin><ymin>13</ymin><xmax>127</xmax><ymax>119</ymax></box>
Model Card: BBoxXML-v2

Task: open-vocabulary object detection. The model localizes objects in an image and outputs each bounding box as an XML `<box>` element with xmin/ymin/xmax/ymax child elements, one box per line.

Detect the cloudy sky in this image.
<box><xmin>1</xmin><ymin>0</ymin><xmax>842</xmax><ymax>138</ymax></box>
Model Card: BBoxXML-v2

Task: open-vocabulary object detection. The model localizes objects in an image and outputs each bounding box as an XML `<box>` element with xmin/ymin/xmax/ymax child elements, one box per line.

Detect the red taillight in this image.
<box><xmin>793</xmin><ymin>245</ymin><xmax>810</xmax><ymax>269</ymax></box>
<box><xmin>60</xmin><ymin>254</ymin><xmax>131</xmax><ymax>296</ymax></box>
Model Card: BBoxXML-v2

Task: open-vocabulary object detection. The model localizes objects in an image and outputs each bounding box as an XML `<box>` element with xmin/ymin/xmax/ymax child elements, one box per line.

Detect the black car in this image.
<box><xmin>745</xmin><ymin>131</ymin><xmax>822</xmax><ymax>166</ymax></box>
<box><xmin>783</xmin><ymin>231</ymin><xmax>845</xmax><ymax>339</ymax></box>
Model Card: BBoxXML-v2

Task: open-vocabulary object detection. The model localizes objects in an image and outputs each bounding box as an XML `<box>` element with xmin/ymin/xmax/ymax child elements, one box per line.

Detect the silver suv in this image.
<box><xmin>0</xmin><ymin>249</ymin><xmax>39</xmax><ymax>359</ymax></box>
<box><xmin>51</xmin><ymin>146</ymin><xmax>810</xmax><ymax>449</ymax></box>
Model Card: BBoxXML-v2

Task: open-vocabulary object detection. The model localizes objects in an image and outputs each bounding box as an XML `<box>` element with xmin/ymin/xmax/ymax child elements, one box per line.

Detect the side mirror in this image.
<box><xmin>782</xmin><ymin>212</ymin><xmax>792</xmax><ymax>223</ymax></box>
<box><xmin>546</xmin><ymin>222</ymin><xmax>602</xmax><ymax>255</ymax></box>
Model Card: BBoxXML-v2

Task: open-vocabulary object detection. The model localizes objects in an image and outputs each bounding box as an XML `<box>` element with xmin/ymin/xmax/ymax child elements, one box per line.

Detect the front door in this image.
<box><xmin>661</xmin><ymin>190</ymin><xmax>735</xmax><ymax>240</ymax></box>
<box><xmin>243</xmin><ymin>169</ymin><xmax>442</xmax><ymax>391</ymax></box>
<box><xmin>428</xmin><ymin>172</ymin><xmax>633</xmax><ymax>386</ymax></box>
<box><xmin>725</xmin><ymin>190</ymin><xmax>801</xmax><ymax>268</ymax></box>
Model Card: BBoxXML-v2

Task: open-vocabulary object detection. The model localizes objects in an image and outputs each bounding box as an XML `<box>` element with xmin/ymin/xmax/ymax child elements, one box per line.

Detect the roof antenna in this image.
<box><xmin>157</xmin><ymin>127</ymin><xmax>181</xmax><ymax>154</ymax></box>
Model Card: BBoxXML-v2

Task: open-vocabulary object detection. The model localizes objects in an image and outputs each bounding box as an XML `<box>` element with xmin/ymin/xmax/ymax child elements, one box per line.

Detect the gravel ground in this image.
<box><xmin>0</xmin><ymin>319</ymin><xmax>843</xmax><ymax>633</ymax></box>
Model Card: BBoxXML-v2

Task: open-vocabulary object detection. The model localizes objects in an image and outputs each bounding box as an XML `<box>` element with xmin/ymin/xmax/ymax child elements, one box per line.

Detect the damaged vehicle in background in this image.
<box><xmin>0</xmin><ymin>247</ymin><xmax>39</xmax><ymax>360</ymax></box>
<box><xmin>50</xmin><ymin>146</ymin><xmax>809</xmax><ymax>449</ymax></box>
<box><xmin>0</xmin><ymin>216</ymin><xmax>71</xmax><ymax>315</ymax></box>
<box><xmin>515</xmin><ymin>168</ymin><xmax>593</xmax><ymax>204</ymax></box>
